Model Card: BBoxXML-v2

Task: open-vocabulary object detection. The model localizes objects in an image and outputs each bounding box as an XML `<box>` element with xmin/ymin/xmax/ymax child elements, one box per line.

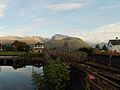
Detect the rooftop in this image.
<box><xmin>108</xmin><ymin>37</ymin><xmax>120</xmax><ymax>45</ymax></box>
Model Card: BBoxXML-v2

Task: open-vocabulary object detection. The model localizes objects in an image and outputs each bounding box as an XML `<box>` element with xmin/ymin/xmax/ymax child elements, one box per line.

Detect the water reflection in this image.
<box><xmin>0</xmin><ymin>59</ymin><xmax>43</xmax><ymax>90</ymax></box>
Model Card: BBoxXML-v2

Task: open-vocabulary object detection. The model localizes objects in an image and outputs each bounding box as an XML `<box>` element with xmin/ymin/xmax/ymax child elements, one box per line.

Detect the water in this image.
<box><xmin>0</xmin><ymin>66</ymin><xmax>43</xmax><ymax>90</ymax></box>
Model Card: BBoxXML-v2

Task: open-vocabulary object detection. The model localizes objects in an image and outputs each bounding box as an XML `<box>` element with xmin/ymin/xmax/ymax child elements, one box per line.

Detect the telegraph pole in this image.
<box><xmin>33</xmin><ymin>36</ymin><xmax>35</xmax><ymax>45</ymax></box>
<box><xmin>32</xmin><ymin>36</ymin><xmax>35</xmax><ymax>52</ymax></box>
<box><xmin>0</xmin><ymin>40</ymin><xmax>2</xmax><ymax>51</ymax></box>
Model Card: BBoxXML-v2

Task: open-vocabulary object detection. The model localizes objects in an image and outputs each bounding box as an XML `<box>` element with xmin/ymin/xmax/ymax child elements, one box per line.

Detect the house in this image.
<box><xmin>108</xmin><ymin>37</ymin><xmax>120</xmax><ymax>53</ymax></box>
<box><xmin>33</xmin><ymin>42</ymin><xmax>45</xmax><ymax>53</ymax></box>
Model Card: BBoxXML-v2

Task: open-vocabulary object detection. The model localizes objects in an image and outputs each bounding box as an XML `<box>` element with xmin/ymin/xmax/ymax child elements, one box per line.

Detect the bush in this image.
<box><xmin>32</xmin><ymin>58</ymin><xmax>70</xmax><ymax>90</ymax></box>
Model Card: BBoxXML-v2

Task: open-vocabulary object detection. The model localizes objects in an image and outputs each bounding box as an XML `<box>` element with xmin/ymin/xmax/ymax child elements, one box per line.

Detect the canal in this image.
<box><xmin>0</xmin><ymin>58</ymin><xmax>44</xmax><ymax>90</ymax></box>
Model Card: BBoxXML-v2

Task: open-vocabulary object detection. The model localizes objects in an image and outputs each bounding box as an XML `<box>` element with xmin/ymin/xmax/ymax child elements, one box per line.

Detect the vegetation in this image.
<box><xmin>78</xmin><ymin>47</ymin><xmax>94</xmax><ymax>54</ymax></box>
<box><xmin>0</xmin><ymin>51</ymin><xmax>44</xmax><ymax>56</ymax></box>
<box><xmin>45</xmin><ymin>58</ymin><xmax>70</xmax><ymax>90</ymax></box>
<box><xmin>2</xmin><ymin>44</ymin><xmax>13</xmax><ymax>51</ymax></box>
<box><xmin>12</xmin><ymin>40</ymin><xmax>30</xmax><ymax>52</ymax></box>
<box><xmin>101</xmin><ymin>44</ymin><xmax>108</xmax><ymax>50</ymax></box>
<box><xmin>0</xmin><ymin>51</ymin><xmax>25</xmax><ymax>56</ymax></box>
<box><xmin>32</xmin><ymin>58</ymin><xmax>70</xmax><ymax>90</ymax></box>
<box><xmin>95</xmin><ymin>44</ymin><xmax>100</xmax><ymax>50</ymax></box>
<box><xmin>32</xmin><ymin>72</ymin><xmax>47</xmax><ymax>90</ymax></box>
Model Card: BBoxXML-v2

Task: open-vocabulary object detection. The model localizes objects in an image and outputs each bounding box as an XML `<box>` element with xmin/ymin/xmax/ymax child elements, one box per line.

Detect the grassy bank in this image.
<box><xmin>0</xmin><ymin>51</ymin><xmax>43</xmax><ymax>56</ymax></box>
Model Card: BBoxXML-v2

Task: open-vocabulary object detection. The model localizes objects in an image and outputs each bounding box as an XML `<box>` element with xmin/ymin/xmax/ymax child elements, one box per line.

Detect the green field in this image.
<box><xmin>0</xmin><ymin>51</ymin><xmax>43</xmax><ymax>56</ymax></box>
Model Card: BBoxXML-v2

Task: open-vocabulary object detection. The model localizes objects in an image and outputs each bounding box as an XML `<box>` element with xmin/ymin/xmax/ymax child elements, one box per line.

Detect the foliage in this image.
<box><xmin>102</xmin><ymin>44</ymin><xmax>108</xmax><ymax>50</ymax></box>
<box><xmin>95</xmin><ymin>44</ymin><xmax>100</xmax><ymax>50</ymax></box>
<box><xmin>2</xmin><ymin>44</ymin><xmax>13</xmax><ymax>51</ymax></box>
<box><xmin>32</xmin><ymin>58</ymin><xmax>70</xmax><ymax>90</ymax></box>
<box><xmin>32</xmin><ymin>72</ymin><xmax>47</xmax><ymax>90</ymax></box>
<box><xmin>0</xmin><ymin>51</ymin><xmax>44</xmax><ymax>56</ymax></box>
<box><xmin>45</xmin><ymin>58</ymin><xmax>70</xmax><ymax>90</ymax></box>
<box><xmin>12</xmin><ymin>40</ymin><xmax>30</xmax><ymax>52</ymax></box>
<box><xmin>78</xmin><ymin>47</ymin><xmax>94</xmax><ymax>54</ymax></box>
<box><xmin>0</xmin><ymin>51</ymin><xmax>25</xmax><ymax>56</ymax></box>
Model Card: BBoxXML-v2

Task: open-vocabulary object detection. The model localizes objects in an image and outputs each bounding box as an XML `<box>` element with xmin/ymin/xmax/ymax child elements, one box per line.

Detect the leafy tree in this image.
<box><xmin>32</xmin><ymin>58</ymin><xmax>70</xmax><ymax>90</ymax></box>
<box><xmin>12</xmin><ymin>40</ymin><xmax>30</xmax><ymax>52</ymax></box>
<box><xmin>32</xmin><ymin>71</ymin><xmax>47</xmax><ymax>90</ymax></box>
<box><xmin>78</xmin><ymin>47</ymin><xmax>94</xmax><ymax>54</ymax></box>
<box><xmin>95</xmin><ymin>44</ymin><xmax>100</xmax><ymax>50</ymax></box>
<box><xmin>102</xmin><ymin>44</ymin><xmax>108</xmax><ymax>50</ymax></box>
<box><xmin>45</xmin><ymin>58</ymin><xmax>70</xmax><ymax>90</ymax></box>
<box><xmin>2</xmin><ymin>44</ymin><xmax>13</xmax><ymax>51</ymax></box>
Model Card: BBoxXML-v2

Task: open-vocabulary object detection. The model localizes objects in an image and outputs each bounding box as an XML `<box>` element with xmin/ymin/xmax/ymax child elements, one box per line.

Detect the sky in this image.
<box><xmin>0</xmin><ymin>0</ymin><xmax>120</xmax><ymax>38</ymax></box>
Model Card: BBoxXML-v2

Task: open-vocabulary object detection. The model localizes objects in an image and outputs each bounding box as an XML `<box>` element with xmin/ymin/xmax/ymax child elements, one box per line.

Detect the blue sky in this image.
<box><xmin>0</xmin><ymin>0</ymin><xmax>120</xmax><ymax>37</ymax></box>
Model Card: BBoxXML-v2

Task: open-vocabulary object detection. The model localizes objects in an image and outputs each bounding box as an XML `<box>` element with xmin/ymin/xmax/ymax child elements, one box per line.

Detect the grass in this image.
<box><xmin>0</xmin><ymin>51</ymin><xmax>43</xmax><ymax>56</ymax></box>
<box><xmin>0</xmin><ymin>51</ymin><xmax>25</xmax><ymax>56</ymax></box>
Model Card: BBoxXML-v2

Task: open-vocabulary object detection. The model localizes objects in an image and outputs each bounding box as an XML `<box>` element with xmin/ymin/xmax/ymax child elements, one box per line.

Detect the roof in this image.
<box><xmin>35</xmin><ymin>42</ymin><xmax>44</xmax><ymax>45</ymax></box>
<box><xmin>108</xmin><ymin>40</ymin><xmax>120</xmax><ymax>45</ymax></box>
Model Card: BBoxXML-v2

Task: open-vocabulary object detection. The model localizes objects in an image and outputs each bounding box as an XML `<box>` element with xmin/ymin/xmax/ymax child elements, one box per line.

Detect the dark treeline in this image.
<box><xmin>1</xmin><ymin>40</ymin><xmax>30</xmax><ymax>52</ymax></box>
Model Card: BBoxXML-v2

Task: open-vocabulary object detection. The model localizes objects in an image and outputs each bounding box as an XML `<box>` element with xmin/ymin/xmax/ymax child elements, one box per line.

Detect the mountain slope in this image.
<box><xmin>46</xmin><ymin>34</ymin><xmax>90</xmax><ymax>49</ymax></box>
<box><xmin>51</xmin><ymin>34</ymin><xmax>68</xmax><ymax>41</ymax></box>
<box><xmin>0</xmin><ymin>36</ymin><xmax>44</xmax><ymax>44</ymax></box>
<box><xmin>61</xmin><ymin>37</ymin><xmax>90</xmax><ymax>49</ymax></box>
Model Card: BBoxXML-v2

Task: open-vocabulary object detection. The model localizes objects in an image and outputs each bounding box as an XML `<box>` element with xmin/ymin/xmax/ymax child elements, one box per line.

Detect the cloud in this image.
<box><xmin>80</xmin><ymin>23</ymin><xmax>120</xmax><ymax>43</ymax></box>
<box><xmin>17</xmin><ymin>0</ymin><xmax>49</xmax><ymax>17</ymax></box>
<box><xmin>45</xmin><ymin>2</ymin><xmax>86</xmax><ymax>12</ymax></box>
<box><xmin>17</xmin><ymin>1</ymin><xmax>87</xmax><ymax>17</ymax></box>
<box><xmin>99</xmin><ymin>5</ymin><xmax>120</xmax><ymax>10</ymax></box>
<box><xmin>62</xmin><ymin>23</ymin><xmax>120</xmax><ymax>43</ymax></box>
<box><xmin>1</xmin><ymin>17</ymin><xmax>48</xmax><ymax>36</ymax></box>
<box><xmin>13</xmin><ymin>18</ymin><xmax>46</xmax><ymax>34</ymax></box>
<box><xmin>0</xmin><ymin>0</ymin><xmax>10</xmax><ymax>17</ymax></box>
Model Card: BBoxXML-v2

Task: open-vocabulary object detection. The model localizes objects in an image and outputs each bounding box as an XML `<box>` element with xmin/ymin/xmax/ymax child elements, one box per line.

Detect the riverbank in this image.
<box><xmin>0</xmin><ymin>51</ymin><xmax>43</xmax><ymax>56</ymax></box>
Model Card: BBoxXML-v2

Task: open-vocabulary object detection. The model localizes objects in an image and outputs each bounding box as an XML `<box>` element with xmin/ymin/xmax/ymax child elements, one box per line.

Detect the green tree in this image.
<box><xmin>78</xmin><ymin>47</ymin><xmax>94</xmax><ymax>54</ymax></box>
<box><xmin>3</xmin><ymin>44</ymin><xmax>13</xmax><ymax>51</ymax></box>
<box><xmin>12</xmin><ymin>40</ymin><xmax>30</xmax><ymax>52</ymax></box>
<box><xmin>32</xmin><ymin>71</ymin><xmax>47</xmax><ymax>90</ymax></box>
<box><xmin>45</xmin><ymin>58</ymin><xmax>70</xmax><ymax>90</ymax></box>
<box><xmin>102</xmin><ymin>44</ymin><xmax>107</xmax><ymax>50</ymax></box>
<box><xmin>95</xmin><ymin>44</ymin><xmax>100</xmax><ymax>50</ymax></box>
<box><xmin>32</xmin><ymin>58</ymin><xmax>70</xmax><ymax>90</ymax></box>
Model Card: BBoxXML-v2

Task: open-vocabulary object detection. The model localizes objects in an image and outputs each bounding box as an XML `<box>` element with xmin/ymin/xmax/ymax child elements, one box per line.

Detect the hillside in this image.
<box><xmin>51</xmin><ymin>34</ymin><xmax>68</xmax><ymax>41</ymax></box>
<box><xmin>0</xmin><ymin>36</ymin><xmax>44</xmax><ymax>44</ymax></box>
<box><xmin>0</xmin><ymin>34</ymin><xmax>90</xmax><ymax>50</ymax></box>
<box><xmin>46</xmin><ymin>34</ymin><xmax>90</xmax><ymax>50</ymax></box>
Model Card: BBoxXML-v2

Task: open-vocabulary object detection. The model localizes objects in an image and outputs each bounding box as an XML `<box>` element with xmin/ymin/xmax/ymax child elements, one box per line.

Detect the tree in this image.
<box><xmin>45</xmin><ymin>58</ymin><xmax>70</xmax><ymax>90</ymax></box>
<box><xmin>32</xmin><ymin>72</ymin><xmax>47</xmax><ymax>90</ymax></box>
<box><xmin>12</xmin><ymin>40</ymin><xmax>30</xmax><ymax>52</ymax></box>
<box><xmin>32</xmin><ymin>58</ymin><xmax>70</xmax><ymax>90</ymax></box>
<box><xmin>2</xmin><ymin>44</ymin><xmax>13</xmax><ymax>51</ymax></box>
<box><xmin>78</xmin><ymin>47</ymin><xmax>94</xmax><ymax>54</ymax></box>
<box><xmin>95</xmin><ymin>44</ymin><xmax>100</xmax><ymax>50</ymax></box>
<box><xmin>102</xmin><ymin>44</ymin><xmax>108</xmax><ymax>50</ymax></box>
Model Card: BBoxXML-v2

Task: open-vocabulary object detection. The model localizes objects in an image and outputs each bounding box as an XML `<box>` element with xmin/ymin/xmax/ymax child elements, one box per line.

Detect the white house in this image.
<box><xmin>108</xmin><ymin>37</ymin><xmax>120</xmax><ymax>53</ymax></box>
<box><xmin>33</xmin><ymin>42</ymin><xmax>45</xmax><ymax>53</ymax></box>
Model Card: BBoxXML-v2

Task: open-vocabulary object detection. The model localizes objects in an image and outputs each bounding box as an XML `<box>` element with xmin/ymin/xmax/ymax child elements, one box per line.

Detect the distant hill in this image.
<box><xmin>51</xmin><ymin>34</ymin><xmax>68</xmax><ymax>41</ymax></box>
<box><xmin>61</xmin><ymin>37</ymin><xmax>90</xmax><ymax>49</ymax></box>
<box><xmin>0</xmin><ymin>34</ymin><xmax>90</xmax><ymax>50</ymax></box>
<box><xmin>0</xmin><ymin>36</ymin><xmax>44</xmax><ymax>44</ymax></box>
<box><xmin>46</xmin><ymin>34</ymin><xmax>90</xmax><ymax>50</ymax></box>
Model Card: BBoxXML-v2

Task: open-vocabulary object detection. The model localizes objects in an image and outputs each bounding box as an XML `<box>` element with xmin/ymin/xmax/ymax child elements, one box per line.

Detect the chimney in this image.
<box><xmin>116</xmin><ymin>37</ymin><xmax>118</xmax><ymax>40</ymax></box>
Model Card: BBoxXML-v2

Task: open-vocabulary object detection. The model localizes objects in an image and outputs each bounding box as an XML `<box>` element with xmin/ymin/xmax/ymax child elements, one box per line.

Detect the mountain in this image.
<box><xmin>61</xmin><ymin>37</ymin><xmax>90</xmax><ymax>49</ymax></box>
<box><xmin>80</xmin><ymin>23</ymin><xmax>120</xmax><ymax>44</ymax></box>
<box><xmin>51</xmin><ymin>34</ymin><xmax>68</xmax><ymax>41</ymax></box>
<box><xmin>46</xmin><ymin>34</ymin><xmax>90</xmax><ymax>49</ymax></box>
<box><xmin>19</xmin><ymin>36</ymin><xmax>43</xmax><ymax>44</ymax></box>
<box><xmin>0</xmin><ymin>34</ymin><xmax>90</xmax><ymax>50</ymax></box>
<box><xmin>0</xmin><ymin>36</ymin><xmax>44</xmax><ymax>44</ymax></box>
